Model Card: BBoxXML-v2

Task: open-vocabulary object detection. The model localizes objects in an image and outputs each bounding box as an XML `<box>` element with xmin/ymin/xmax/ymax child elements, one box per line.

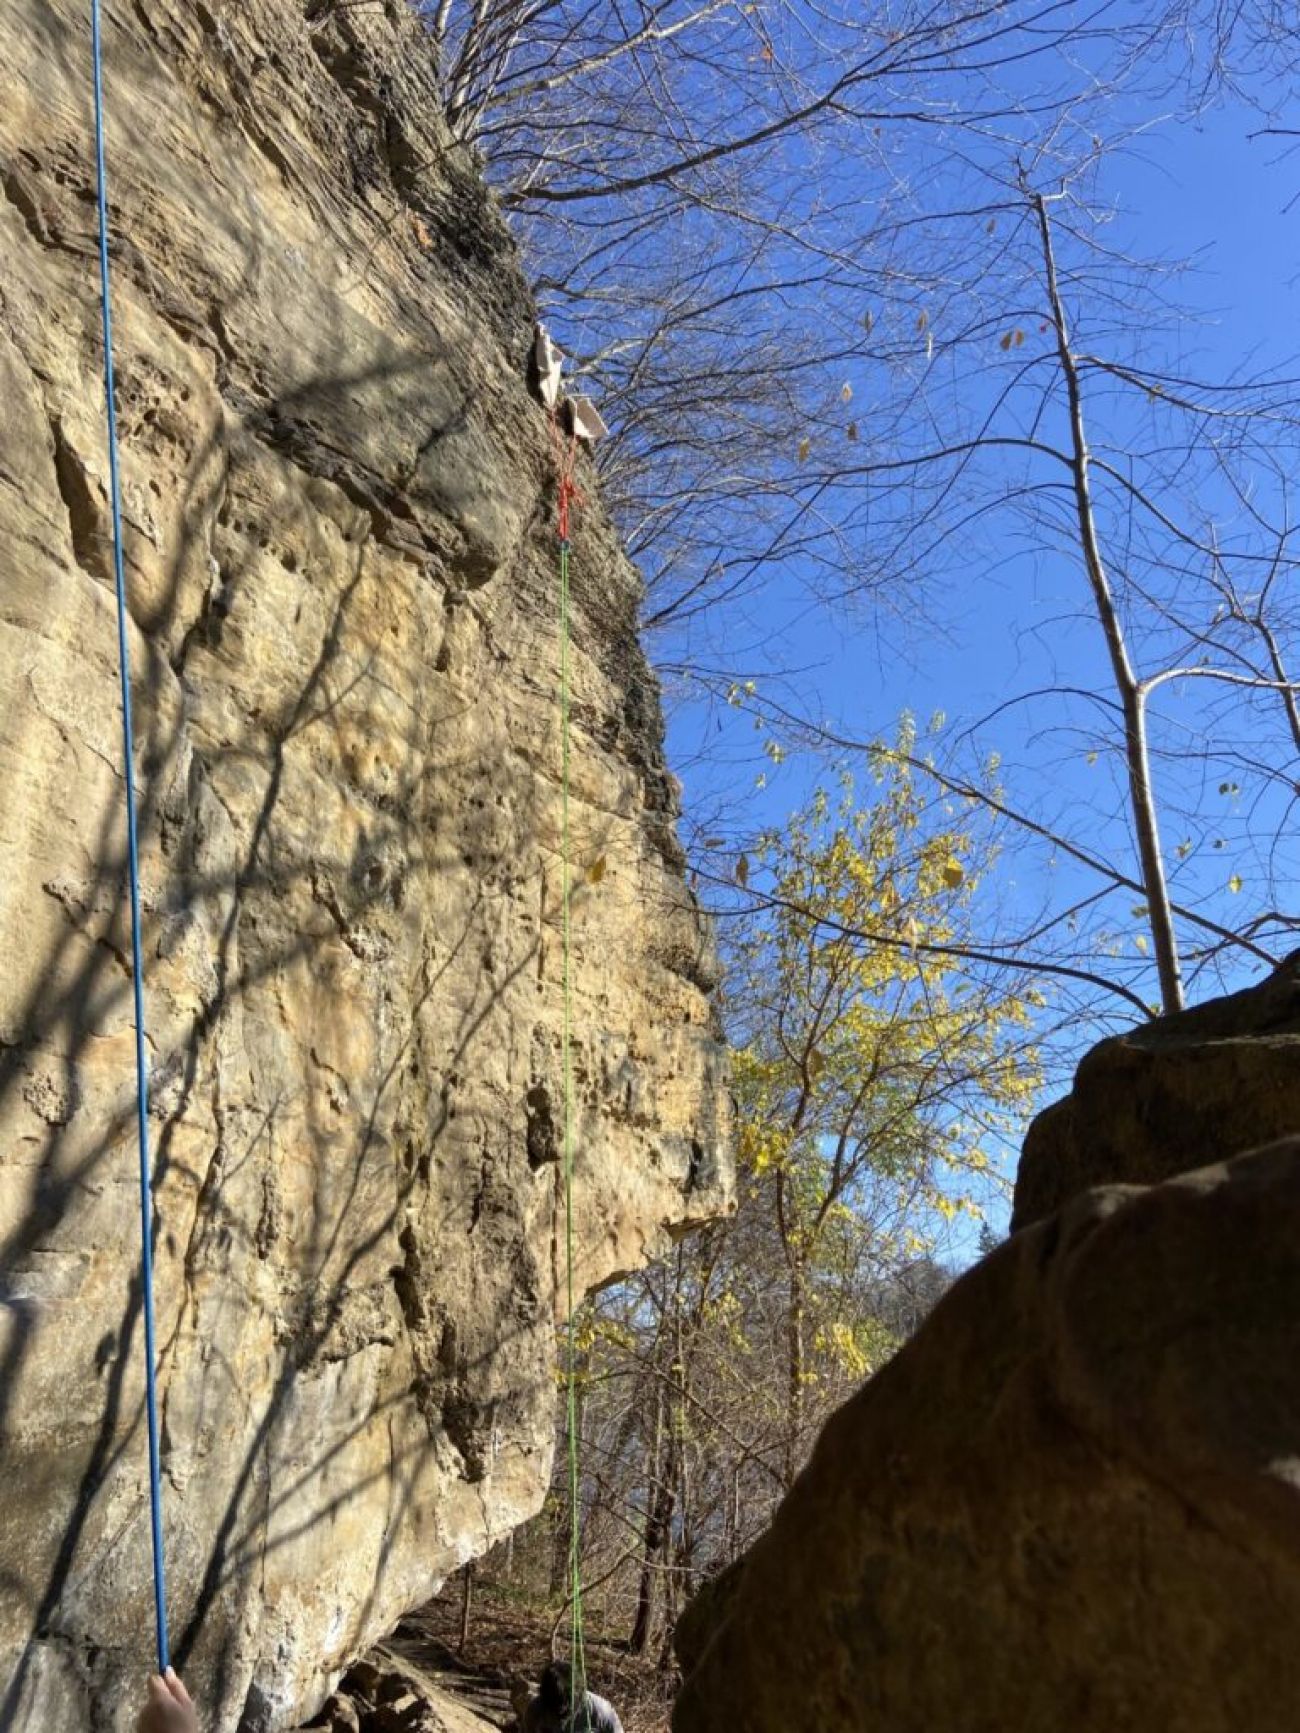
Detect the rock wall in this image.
<box><xmin>1013</xmin><ymin>951</ymin><xmax>1300</xmax><ymax>1230</ymax></box>
<box><xmin>0</xmin><ymin>5</ymin><xmax>730</xmax><ymax>1729</ymax></box>
<box><xmin>674</xmin><ymin>964</ymin><xmax>1300</xmax><ymax>1733</ymax></box>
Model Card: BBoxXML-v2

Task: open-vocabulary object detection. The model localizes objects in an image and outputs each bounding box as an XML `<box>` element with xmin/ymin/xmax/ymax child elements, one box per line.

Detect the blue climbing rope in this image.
<box><xmin>90</xmin><ymin>0</ymin><xmax>171</xmax><ymax>1675</ymax></box>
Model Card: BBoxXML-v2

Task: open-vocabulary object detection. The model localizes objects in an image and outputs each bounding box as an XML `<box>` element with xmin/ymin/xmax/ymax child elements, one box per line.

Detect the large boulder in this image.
<box><xmin>675</xmin><ymin>1139</ymin><xmax>1300</xmax><ymax>1733</ymax></box>
<box><xmin>0</xmin><ymin>4</ymin><xmax>729</xmax><ymax>1729</ymax></box>
<box><xmin>1013</xmin><ymin>953</ymin><xmax>1300</xmax><ymax>1230</ymax></box>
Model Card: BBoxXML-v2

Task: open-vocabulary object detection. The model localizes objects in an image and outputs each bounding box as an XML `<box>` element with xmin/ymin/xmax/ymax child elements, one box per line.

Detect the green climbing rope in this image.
<box><xmin>558</xmin><ymin>510</ymin><xmax>590</xmax><ymax>1724</ymax></box>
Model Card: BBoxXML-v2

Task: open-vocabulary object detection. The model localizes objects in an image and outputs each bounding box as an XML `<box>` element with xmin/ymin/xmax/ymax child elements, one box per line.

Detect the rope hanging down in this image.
<box><xmin>553</xmin><ymin>408</ymin><xmax>590</xmax><ymax>1722</ymax></box>
<box><xmin>539</xmin><ymin>315</ymin><xmax>607</xmax><ymax>1725</ymax></box>
<box><xmin>90</xmin><ymin>0</ymin><xmax>170</xmax><ymax>1674</ymax></box>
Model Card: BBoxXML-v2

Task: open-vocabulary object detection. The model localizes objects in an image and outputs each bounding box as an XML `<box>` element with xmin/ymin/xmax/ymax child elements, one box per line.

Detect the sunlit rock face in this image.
<box><xmin>0</xmin><ymin>5</ymin><xmax>730</xmax><ymax>1727</ymax></box>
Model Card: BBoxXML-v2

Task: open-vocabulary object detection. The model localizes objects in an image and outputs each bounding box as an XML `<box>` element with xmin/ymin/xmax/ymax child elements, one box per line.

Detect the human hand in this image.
<box><xmin>138</xmin><ymin>1669</ymin><xmax>198</xmax><ymax>1733</ymax></box>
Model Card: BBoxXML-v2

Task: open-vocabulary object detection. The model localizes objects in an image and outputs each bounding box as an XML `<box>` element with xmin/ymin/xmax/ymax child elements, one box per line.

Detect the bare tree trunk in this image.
<box><xmin>657</xmin><ymin>1539</ymin><xmax>682</xmax><ymax>1676</ymax></box>
<box><xmin>550</xmin><ymin>1491</ymin><xmax>569</xmax><ymax>1600</ymax></box>
<box><xmin>630</xmin><ymin>1379</ymin><xmax>677</xmax><ymax>1655</ymax></box>
<box><xmin>1034</xmin><ymin>189</ymin><xmax>1184</xmax><ymax>1014</ymax></box>
<box><xmin>784</xmin><ymin>1255</ymin><xmax>806</xmax><ymax>1489</ymax></box>
<box><xmin>1252</xmin><ymin>607</ymin><xmax>1300</xmax><ymax>755</ymax></box>
<box><xmin>459</xmin><ymin>1561</ymin><xmax>475</xmax><ymax>1654</ymax></box>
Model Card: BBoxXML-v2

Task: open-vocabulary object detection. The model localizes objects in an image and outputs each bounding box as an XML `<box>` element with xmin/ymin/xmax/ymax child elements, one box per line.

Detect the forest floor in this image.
<box><xmin>428</xmin><ymin>1578</ymin><xmax>674</xmax><ymax>1732</ymax></box>
<box><xmin>300</xmin><ymin>1577</ymin><xmax>674</xmax><ymax>1733</ymax></box>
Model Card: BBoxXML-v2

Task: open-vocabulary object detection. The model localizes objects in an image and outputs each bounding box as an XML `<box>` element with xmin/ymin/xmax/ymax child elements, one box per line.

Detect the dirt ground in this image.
<box><xmin>299</xmin><ymin>1578</ymin><xmax>675</xmax><ymax>1733</ymax></box>
<box><xmin>413</xmin><ymin>1578</ymin><xmax>675</xmax><ymax>1733</ymax></box>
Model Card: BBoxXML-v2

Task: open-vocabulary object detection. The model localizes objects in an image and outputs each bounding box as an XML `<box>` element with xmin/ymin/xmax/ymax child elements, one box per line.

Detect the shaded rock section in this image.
<box><xmin>0</xmin><ymin>3</ymin><xmax>730</xmax><ymax>1729</ymax></box>
<box><xmin>302</xmin><ymin>1645</ymin><xmax>509</xmax><ymax>1733</ymax></box>
<box><xmin>1013</xmin><ymin>951</ymin><xmax>1300</xmax><ymax>1230</ymax></box>
<box><xmin>675</xmin><ymin>1138</ymin><xmax>1300</xmax><ymax>1733</ymax></box>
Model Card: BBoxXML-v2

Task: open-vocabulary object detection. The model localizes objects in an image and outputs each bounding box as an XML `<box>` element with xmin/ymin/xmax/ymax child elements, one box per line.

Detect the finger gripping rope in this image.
<box><xmin>90</xmin><ymin>0</ymin><xmax>170</xmax><ymax>1674</ymax></box>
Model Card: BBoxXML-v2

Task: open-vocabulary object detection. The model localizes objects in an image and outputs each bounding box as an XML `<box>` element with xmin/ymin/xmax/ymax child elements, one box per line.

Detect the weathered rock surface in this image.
<box><xmin>1013</xmin><ymin>952</ymin><xmax>1300</xmax><ymax>1230</ymax></box>
<box><xmin>0</xmin><ymin>4</ymin><xmax>729</xmax><ymax>1729</ymax></box>
<box><xmin>675</xmin><ymin>1137</ymin><xmax>1300</xmax><ymax>1733</ymax></box>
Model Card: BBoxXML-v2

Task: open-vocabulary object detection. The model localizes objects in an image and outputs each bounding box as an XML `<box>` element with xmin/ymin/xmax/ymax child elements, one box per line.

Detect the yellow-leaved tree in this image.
<box><xmin>727</xmin><ymin>733</ymin><xmax>1042</xmax><ymax>1482</ymax></box>
<box><xmin>500</xmin><ymin>734</ymin><xmax>1045</xmax><ymax>1655</ymax></box>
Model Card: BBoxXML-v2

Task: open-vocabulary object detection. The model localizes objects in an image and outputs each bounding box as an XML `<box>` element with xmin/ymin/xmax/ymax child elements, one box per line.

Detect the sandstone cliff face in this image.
<box><xmin>675</xmin><ymin>965</ymin><xmax>1300</xmax><ymax>1733</ymax></box>
<box><xmin>0</xmin><ymin>5</ymin><xmax>729</xmax><ymax>1729</ymax></box>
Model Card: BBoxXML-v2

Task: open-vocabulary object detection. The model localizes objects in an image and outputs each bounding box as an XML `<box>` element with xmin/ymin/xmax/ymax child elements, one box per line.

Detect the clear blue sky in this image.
<box><xmin>653</xmin><ymin>74</ymin><xmax>1297</xmax><ymax>1235</ymax></box>
<box><xmin>664</xmin><ymin>81</ymin><xmax>1296</xmax><ymax>922</ymax></box>
<box><xmin>665</xmin><ymin>86</ymin><xmax>1296</xmax><ymax>723</ymax></box>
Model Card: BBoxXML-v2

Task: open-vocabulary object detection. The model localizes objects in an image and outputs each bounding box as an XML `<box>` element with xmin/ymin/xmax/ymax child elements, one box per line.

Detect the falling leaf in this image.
<box><xmin>1135</xmin><ymin>933</ymin><xmax>1149</xmax><ymax>954</ymax></box>
<box><xmin>863</xmin><ymin>309</ymin><xmax>874</xmax><ymax>333</ymax></box>
<box><xmin>1000</xmin><ymin>332</ymin><xmax>1012</xmax><ymax>351</ymax></box>
<box><xmin>735</xmin><ymin>854</ymin><xmax>750</xmax><ymax>888</ymax></box>
<box><xmin>1176</xmin><ymin>839</ymin><xmax>1192</xmax><ymax>859</ymax></box>
<box><xmin>797</xmin><ymin>437</ymin><xmax>811</xmax><ymax>464</ymax></box>
<box><xmin>1130</xmin><ymin>903</ymin><xmax>1149</xmax><ymax>919</ymax></box>
<box><xmin>703</xmin><ymin>836</ymin><xmax>726</xmax><ymax>848</ymax></box>
<box><xmin>1228</xmin><ymin>873</ymin><xmax>1243</xmax><ymax>894</ymax></box>
<box><xmin>1086</xmin><ymin>751</ymin><xmax>1098</xmax><ymax>765</ymax></box>
<box><xmin>1213</xmin><ymin>838</ymin><xmax>1225</xmax><ymax>850</ymax></box>
<box><xmin>1014</xmin><ymin>329</ymin><xmax>1025</xmax><ymax>347</ymax></box>
<box><xmin>841</xmin><ymin>382</ymin><xmax>853</xmax><ymax>403</ymax></box>
<box><xmin>586</xmin><ymin>856</ymin><xmax>607</xmax><ymax>885</ymax></box>
<box><xmin>916</xmin><ymin>309</ymin><xmax>928</xmax><ymax>333</ymax></box>
<box><xmin>941</xmin><ymin>859</ymin><xmax>965</xmax><ymax>889</ymax></box>
<box><xmin>986</xmin><ymin>217</ymin><xmax>996</xmax><ymax>234</ymax></box>
<box><xmin>846</xmin><ymin>421</ymin><xmax>859</xmax><ymax>442</ymax></box>
<box><xmin>1218</xmin><ymin>781</ymin><xmax>1240</xmax><ymax>796</ymax></box>
<box><xmin>925</xmin><ymin>331</ymin><xmax>934</xmax><ymax>361</ymax></box>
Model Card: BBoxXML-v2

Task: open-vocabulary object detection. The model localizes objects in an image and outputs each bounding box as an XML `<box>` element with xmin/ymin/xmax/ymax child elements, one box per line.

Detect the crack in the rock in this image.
<box><xmin>1</xmin><ymin>165</ymin><xmax>48</xmax><ymax>245</ymax></box>
<box><xmin>49</xmin><ymin>419</ymin><xmax>110</xmax><ymax>585</ymax></box>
